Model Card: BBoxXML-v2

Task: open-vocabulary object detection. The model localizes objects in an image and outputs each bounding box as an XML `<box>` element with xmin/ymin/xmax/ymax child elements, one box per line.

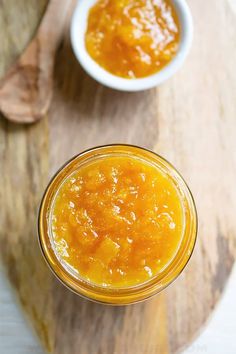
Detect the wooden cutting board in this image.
<box><xmin>0</xmin><ymin>0</ymin><xmax>236</xmax><ymax>353</ymax></box>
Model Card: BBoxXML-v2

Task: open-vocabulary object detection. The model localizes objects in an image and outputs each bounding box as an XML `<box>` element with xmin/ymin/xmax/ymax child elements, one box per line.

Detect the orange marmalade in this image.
<box><xmin>39</xmin><ymin>145</ymin><xmax>197</xmax><ymax>304</ymax></box>
<box><xmin>51</xmin><ymin>156</ymin><xmax>183</xmax><ymax>287</ymax></box>
<box><xmin>85</xmin><ymin>0</ymin><xmax>180</xmax><ymax>78</ymax></box>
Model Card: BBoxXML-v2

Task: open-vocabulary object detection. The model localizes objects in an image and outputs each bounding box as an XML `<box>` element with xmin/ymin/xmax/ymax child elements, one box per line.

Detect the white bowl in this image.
<box><xmin>70</xmin><ymin>0</ymin><xmax>193</xmax><ymax>92</ymax></box>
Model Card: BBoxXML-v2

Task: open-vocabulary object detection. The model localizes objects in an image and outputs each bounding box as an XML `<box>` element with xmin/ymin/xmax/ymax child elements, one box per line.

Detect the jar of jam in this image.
<box><xmin>38</xmin><ymin>145</ymin><xmax>197</xmax><ymax>304</ymax></box>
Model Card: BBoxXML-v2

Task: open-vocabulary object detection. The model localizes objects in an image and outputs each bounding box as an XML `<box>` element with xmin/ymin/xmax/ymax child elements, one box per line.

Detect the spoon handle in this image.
<box><xmin>0</xmin><ymin>0</ymin><xmax>75</xmax><ymax>124</ymax></box>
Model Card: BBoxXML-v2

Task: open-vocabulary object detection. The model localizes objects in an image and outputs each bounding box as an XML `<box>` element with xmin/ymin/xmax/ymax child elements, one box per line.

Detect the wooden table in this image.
<box><xmin>0</xmin><ymin>1</ymin><xmax>236</xmax><ymax>353</ymax></box>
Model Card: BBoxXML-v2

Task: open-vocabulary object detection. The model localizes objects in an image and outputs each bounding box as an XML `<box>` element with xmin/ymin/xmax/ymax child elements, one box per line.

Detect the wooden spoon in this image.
<box><xmin>0</xmin><ymin>0</ymin><xmax>75</xmax><ymax>124</ymax></box>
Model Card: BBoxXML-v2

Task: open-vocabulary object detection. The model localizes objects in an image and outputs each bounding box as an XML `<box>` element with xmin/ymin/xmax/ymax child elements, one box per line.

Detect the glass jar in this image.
<box><xmin>38</xmin><ymin>145</ymin><xmax>197</xmax><ymax>305</ymax></box>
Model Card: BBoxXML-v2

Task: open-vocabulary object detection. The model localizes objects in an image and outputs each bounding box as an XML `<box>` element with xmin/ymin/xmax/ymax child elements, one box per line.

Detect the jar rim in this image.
<box><xmin>38</xmin><ymin>144</ymin><xmax>198</xmax><ymax>305</ymax></box>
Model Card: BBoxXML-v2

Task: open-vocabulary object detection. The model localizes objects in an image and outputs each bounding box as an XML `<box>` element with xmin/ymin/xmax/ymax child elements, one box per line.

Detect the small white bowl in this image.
<box><xmin>70</xmin><ymin>0</ymin><xmax>193</xmax><ymax>92</ymax></box>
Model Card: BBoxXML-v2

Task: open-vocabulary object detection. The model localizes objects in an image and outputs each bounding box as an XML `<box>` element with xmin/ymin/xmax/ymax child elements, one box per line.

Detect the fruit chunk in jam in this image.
<box><xmin>51</xmin><ymin>155</ymin><xmax>184</xmax><ymax>287</ymax></box>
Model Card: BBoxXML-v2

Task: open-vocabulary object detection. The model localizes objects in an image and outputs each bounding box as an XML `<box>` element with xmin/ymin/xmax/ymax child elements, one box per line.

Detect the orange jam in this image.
<box><xmin>85</xmin><ymin>0</ymin><xmax>180</xmax><ymax>78</ymax></box>
<box><xmin>51</xmin><ymin>155</ymin><xmax>184</xmax><ymax>287</ymax></box>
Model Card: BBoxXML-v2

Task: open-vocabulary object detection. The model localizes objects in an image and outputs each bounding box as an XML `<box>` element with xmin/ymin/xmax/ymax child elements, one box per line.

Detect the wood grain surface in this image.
<box><xmin>0</xmin><ymin>0</ymin><xmax>74</xmax><ymax>124</ymax></box>
<box><xmin>0</xmin><ymin>0</ymin><xmax>236</xmax><ymax>353</ymax></box>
